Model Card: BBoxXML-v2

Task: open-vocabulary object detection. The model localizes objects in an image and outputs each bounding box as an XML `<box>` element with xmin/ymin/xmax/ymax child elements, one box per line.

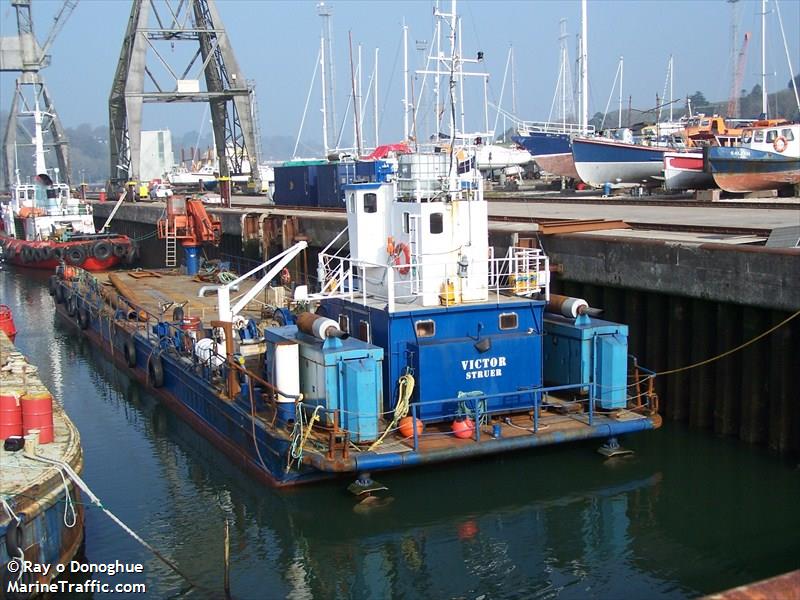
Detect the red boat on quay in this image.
<box><xmin>0</xmin><ymin>96</ymin><xmax>136</xmax><ymax>271</ymax></box>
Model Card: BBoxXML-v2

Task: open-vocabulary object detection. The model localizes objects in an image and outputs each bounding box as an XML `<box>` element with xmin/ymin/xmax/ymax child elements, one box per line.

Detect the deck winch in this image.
<box><xmin>264</xmin><ymin>313</ymin><xmax>383</xmax><ymax>442</ymax></box>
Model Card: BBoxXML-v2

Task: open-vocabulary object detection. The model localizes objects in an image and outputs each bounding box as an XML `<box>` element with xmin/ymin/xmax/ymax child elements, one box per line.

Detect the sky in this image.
<box><xmin>1</xmin><ymin>0</ymin><xmax>799</xmax><ymax>151</ymax></box>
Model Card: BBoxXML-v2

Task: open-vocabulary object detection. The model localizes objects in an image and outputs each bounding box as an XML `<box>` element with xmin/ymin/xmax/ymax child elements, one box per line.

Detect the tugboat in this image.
<box><xmin>0</xmin><ymin>97</ymin><xmax>136</xmax><ymax>271</ymax></box>
<box><xmin>50</xmin><ymin>1</ymin><xmax>660</xmax><ymax>489</ymax></box>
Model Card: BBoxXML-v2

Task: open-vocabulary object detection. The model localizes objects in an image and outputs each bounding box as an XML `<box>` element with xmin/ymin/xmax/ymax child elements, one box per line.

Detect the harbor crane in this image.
<box><xmin>0</xmin><ymin>0</ymin><xmax>78</xmax><ymax>188</ymax></box>
<box><xmin>727</xmin><ymin>31</ymin><xmax>751</xmax><ymax>119</ymax></box>
<box><xmin>109</xmin><ymin>0</ymin><xmax>262</xmax><ymax>194</ymax></box>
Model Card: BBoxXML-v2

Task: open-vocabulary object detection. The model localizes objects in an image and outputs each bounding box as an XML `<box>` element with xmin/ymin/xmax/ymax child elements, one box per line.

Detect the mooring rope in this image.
<box><xmin>655</xmin><ymin>308</ymin><xmax>800</xmax><ymax>377</ymax></box>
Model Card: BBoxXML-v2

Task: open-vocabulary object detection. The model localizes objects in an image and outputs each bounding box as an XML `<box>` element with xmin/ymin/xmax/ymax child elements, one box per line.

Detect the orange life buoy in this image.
<box><xmin>393</xmin><ymin>242</ymin><xmax>411</xmax><ymax>275</ymax></box>
<box><xmin>773</xmin><ymin>136</ymin><xmax>788</xmax><ymax>153</ymax></box>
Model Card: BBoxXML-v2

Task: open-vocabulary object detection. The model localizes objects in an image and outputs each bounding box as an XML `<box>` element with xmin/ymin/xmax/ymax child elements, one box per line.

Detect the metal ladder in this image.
<box><xmin>165</xmin><ymin>223</ymin><xmax>177</xmax><ymax>267</ymax></box>
<box><xmin>408</xmin><ymin>215</ymin><xmax>421</xmax><ymax>294</ymax></box>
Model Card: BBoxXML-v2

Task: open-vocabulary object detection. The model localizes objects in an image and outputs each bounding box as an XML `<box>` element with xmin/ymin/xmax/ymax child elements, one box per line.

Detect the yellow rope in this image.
<box><xmin>368</xmin><ymin>373</ymin><xmax>415</xmax><ymax>451</ymax></box>
<box><xmin>656</xmin><ymin>308</ymin><xmax>800</xmax><ymax>377</ymax></box>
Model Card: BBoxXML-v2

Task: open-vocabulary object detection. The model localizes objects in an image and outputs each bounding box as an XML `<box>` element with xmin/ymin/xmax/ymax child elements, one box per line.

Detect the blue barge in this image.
<box><xmin>50</xmin><ymin>151</ymin><xmax>660</xmax><ymax>489</ymax></box>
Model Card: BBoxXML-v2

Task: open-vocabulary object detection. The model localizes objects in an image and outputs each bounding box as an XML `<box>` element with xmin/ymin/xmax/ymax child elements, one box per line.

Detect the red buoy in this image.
<box><xmin>22</xmin><ymin>391</ymin><xmax>54</xmax><ymax>444</ymax></box>
<box><xmin>398</xmin><ymin>416</ymin><xmax>423</xmax><ymax>438</ymax></box>
<box><xmin>0</xmin><ymin>389</ymin><xmax>23</xmax><ymax>440</ymax></box>
<box><xmin>451</xmin><ymin>418</ymin><xmax>475</xmax><ymax>439</ymax></box>
<box><xmin>0</xmin><ymin>305</ymin><xmax>17</xmax><ymax>342</ymax></box>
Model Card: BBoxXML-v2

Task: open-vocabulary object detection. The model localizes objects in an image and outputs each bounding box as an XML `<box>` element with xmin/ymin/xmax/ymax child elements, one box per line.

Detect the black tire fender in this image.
<box><xmin>66</xmin><ymin>244</ymin><xmax>86</xmax><ymax>266</ymax></box>
<box><xmin>5</xmin><ymin>513</ymin><xmax>25</xmax><ymax>558</ymax></box>
<box><xmin>112</xmin><ymin>241</ymin><xmax>128</xmax><ymax>258</ymax></box>
<box><xmin>55</xmin><ymin>282</ymin><xmax>66</xmax><ymax>304</ymax></box>
<box><xmin>66</xmin><ymin>294</ymin><xmax>78</xmax><ymax>317</ymax></box>
<box><xmin>77</xmin><ymin>306</ymin><xmax>90</xmax><ymax>329</ymax></box>
<box><xmin>48</xmin><ymin>274</ymin><xmax>58</xmax><ymax>296</ymax></box>
<box><xmin>93</xmin><ymin>241</ymin><xmax>113</xmax><ymax>261</ymax></box>
<box><xmin>148</xmin><ymin>354</ymin><xmax>164</xmax><ymax>387</ymax></box>
<box><xmin>123</xmin><ymin>338</ymin><xmax>137</xmax><ymax>368</ymax></box>
<box><xmin>20</xmin><ymin>246</ymin><xmax>34</xmax><ymax>263</ymax></box>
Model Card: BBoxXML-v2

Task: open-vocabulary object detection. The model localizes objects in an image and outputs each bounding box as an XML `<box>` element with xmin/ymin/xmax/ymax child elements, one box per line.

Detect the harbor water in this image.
<box><xmin>2</xmin><ymin>268</ymin><xmax>799</xmax><ymax>599</ymax></box>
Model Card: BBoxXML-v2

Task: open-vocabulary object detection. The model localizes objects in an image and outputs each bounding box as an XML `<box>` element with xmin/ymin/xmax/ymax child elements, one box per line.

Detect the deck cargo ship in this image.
<box><xmin>50</xmin><ymin>148</ymin><xmax>661</xmax><ymax>489</ymax></box>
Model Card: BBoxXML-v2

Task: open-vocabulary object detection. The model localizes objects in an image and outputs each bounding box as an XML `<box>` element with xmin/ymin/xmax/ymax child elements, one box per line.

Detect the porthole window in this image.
<box><xmin>429</xmin><ymin>213</ymin><xmax>443</xmax><ymax>234</ymax></box>
<box><xmin>499</xmin><ymin>312</ymin><xmax>518</xmax><ymax>330</ymax></box>
<box><xmin>363</xmin><ymin>193</ymin><xmax>377</xmax><ymax>213</ymax></box>
<box><xmin>415</xmin><ymin>319</ymin><xmax>435</xmax><ymax>338</ymax></box>
<box><xmin>358</xmin><ymin>320</ymin><xmax>371</xmax><ymax>343</ymax></box>
<box><xmin>338</xmin><ymin>314</ymin><xmax>350</xmax><ymax>334</ymax></box>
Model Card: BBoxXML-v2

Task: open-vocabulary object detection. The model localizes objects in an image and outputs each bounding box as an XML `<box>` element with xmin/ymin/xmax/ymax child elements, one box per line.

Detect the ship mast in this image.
<box><xmin>580</xmin><ymin>0</ymin><xmax>588</xmax><ymax>134</ymax></box>
<box><xmin>760</xmin><ymin>0</ymin><xmax>767</xmax><ymax>116</ymax></box>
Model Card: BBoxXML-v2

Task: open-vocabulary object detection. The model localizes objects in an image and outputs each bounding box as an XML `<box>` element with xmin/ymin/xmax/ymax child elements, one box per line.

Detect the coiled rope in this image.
<box><xmin>368</xmin><ymin>372</ymin><xmax>415</xmax><ymax>451</ymax></box>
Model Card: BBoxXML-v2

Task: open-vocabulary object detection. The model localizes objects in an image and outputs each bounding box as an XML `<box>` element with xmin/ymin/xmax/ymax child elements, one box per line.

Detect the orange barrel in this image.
<box><xmin>22</xmin><ymin>391</ymin><xmax>54</xmax><ymax>444</ymax></box>
<box><xmin>0</xmin><ymin>389</ymin><xmax>23</xmax><ymax>440</ymax></box>
<box><xmin>0</xmin><ymin>304</ymin><xmax>17</xmax><ymax>342</ymax></box>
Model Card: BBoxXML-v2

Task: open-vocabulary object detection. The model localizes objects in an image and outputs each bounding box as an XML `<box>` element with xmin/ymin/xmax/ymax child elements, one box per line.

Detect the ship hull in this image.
<box><xmin>0</xmin><ymin>234</ymin><xmax>134</xmax><ymax>271</ymax></box>
<box><xmin>707</xmin><ymin>146</ymin><xmax>800</xmax><ymax>192</ymax></box>
<box><xmin>572</xmin><ymin>138</ymin><xmax>671</xmax><ymax>187</ymax></box>
<box><xmin>533</xmin><ymin>152</ymin><xmax>580</xmax><ymax>180</ymax></box>
<box><xmin>663</xmin><ymin>152</ymin><xmax>714</xmax><ymax>191</ymax></box>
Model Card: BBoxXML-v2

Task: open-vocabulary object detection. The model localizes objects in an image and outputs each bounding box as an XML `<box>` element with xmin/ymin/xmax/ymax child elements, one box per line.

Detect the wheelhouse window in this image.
<box><xmin>338</xmin><ymin>314</ymin><xmax>350</xmax><ymax>334</ymax></box>
<box><xmin>347</xmin><ymin>194</ymin><xmax>355</xmax><ymax>213</ymax></box>
<box><xmin>499</xmin><ymin>312</ymin><xmax>518</xmax><ymax>330</ymax></box>
<box><xmin>415</xmin><ymin>320</ymin><xmax>435</xmax><ymax>338</ymax></box>
<box><xmin>402</xmin><ymin>212</ymin><xmax>410</xmax><ymax>234</ymax></box>
<box><xmin>766</xmin><ymin>130</ymin><xmax>778</xmax><ymax>143</ymax></box>
<box><xmin>741</xmin><ymin>130</ymin><xmax>752</xmax><ymax>143</ymax></box>
<box><xmin>781</xmin><ymin>129</ymin><xmax>795</xmax><ymax>141</ymax></box>
<box><xmin>753</xmin><ymin>130</ymin><xmax>764</xmax><ymax>143</ymax></box>
<box><xmin>363</xmin><ymin>193</ymin><xmax>377</xmax><ymax>213</ymax></box>
<box><xmin>429</xmin><ymin>213</ymin><xmax>443</xmax><ymax>234</ymax></box>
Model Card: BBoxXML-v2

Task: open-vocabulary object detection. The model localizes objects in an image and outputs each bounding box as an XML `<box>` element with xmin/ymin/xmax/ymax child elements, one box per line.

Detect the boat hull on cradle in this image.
<box><xmin>572</xmin><ymin>138</ymin><xmax>671</xmax><ymax>187</ymax></box>
<box><xmin>707</xmin><ymin>146</ymin><xmax>800</xmax><ymax>192</ymax></box>
<box><xmin>663</xmin><ymin>152</ymin><xmax>714</xmax><ymax>191</ymax></box>
<box><xmin>0</xmin><ymin>235</ymin><xmax>134</xmax><ymax>271</ymax></box>
<box><xmin>533</xmin><ymin>152</ymin><xmax>580</xmax><ymax>180</ymax></box>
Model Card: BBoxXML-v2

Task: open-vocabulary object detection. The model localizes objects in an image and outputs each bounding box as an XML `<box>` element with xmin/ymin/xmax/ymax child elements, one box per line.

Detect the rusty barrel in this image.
<box><xmin>0</xmin><ymin>389</ymin><xmax>23</xmax><ymax>440</ymax></box>
<box><xmin>22</xmin><ymin>390</ymin><xmax>54</xmax><ymax>444</ymax></box>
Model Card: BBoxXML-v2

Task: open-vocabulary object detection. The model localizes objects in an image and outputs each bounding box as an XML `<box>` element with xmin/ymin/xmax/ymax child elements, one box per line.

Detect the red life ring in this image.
<box><xmin>773</xmin><ymin>136</ymin><xmax>788</xmax><ymax>153</ymax></box>
<box><xmin>393</xmin><ymin>242</ymin><xmax>411</xmax><ymax>275</ymax></box>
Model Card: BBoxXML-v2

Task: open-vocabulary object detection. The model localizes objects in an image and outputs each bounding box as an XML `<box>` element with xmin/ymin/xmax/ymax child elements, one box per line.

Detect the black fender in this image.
<box><xmin>123</xmin><ymin>337</ymin><xmax>137</xmax><ymax>368</ymax></box>
<box><xmin>66</xmin><ymin>294</ymin><xmax>78</xmax><ymax>317</ymax></box>
<box><xmin>93</xmin><ymin>240</ymin><xmax>113</xmax><ymax>261</ymax></box>
<box><xmin>20</xmin><ymin>246</ymin><xmax>34</xmax><ymax>263</ymax></box>
<box><xmin>148</xmin><ymin>354</ymin><xmax>164</xmax><ymax>387</ymax></box>
<box><xmin>5</xmin><ymin>513</ymin><xmax>25</xmax><ymax>558</ymax></box>
<box><xmin>77</xmin><ymin>306</ymin><xmax>90</xmax><ymax>330</ymax></box>
<box><xmin>66</xmin><ymin>244</ymin><xmax>86</xmax><ymax>266</ymax></box>
<box><xmin>54</xmin><ymin>282</ymin><xmax>66</xmax><ymax>304</ymax></box>
<box><xmin>112</xmin><ymin>241</ymin><xmax>128</xmax><ymax>258</ymax></box>
<box><xmin>48</xmin><ymin>275</ymin><xmax>58</xmax><ymax>296</ymax></box>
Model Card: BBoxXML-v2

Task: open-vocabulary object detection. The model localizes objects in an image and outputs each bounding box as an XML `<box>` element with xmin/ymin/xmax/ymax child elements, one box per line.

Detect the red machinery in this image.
<box><xmin>157</xmin><ymin>197</ymin><xmax>222</xmax><ymax>274</ymax></box>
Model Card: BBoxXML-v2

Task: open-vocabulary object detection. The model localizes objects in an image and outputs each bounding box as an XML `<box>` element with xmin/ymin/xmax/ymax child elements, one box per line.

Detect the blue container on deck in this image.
<box><xmin>273</xmin><ymin>163</ymin><xmax>321</xmax><ymax>206</ymax></box>
<box><xmin>355</xmin><ymin>160</ymin><xmax>394</xmax><ymax>183</ymax></box>
<box><xmin>264</xmin><ymin>325</ymin><xmax>383</xmax><ymax>442</ymax></box>
<box><xmin>316</xmin><ymin>162</ymin><xmax>357</xmax><ymax>207</ymax></box>
<box><xmin>543</xmin><ymin>314</ymin><xmax>628</xmax><ymax>409</ymax></box>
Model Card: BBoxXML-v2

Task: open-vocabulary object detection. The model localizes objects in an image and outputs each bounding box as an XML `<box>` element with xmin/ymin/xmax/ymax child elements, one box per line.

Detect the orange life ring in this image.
<box><xmin>773</xmin><ymin>136</ymin><xmax>788</xmax><ymax>153</ymax></box>
<box><xmin>393</xmin><ymin>242</ymin><xmax>411</xmax><ymax>275</ymax></box>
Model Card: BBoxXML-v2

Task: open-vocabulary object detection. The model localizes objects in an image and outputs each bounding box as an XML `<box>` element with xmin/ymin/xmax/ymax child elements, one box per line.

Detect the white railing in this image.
<box><xmin>311</xmin><ymin>246</ymin><xmax>550</xmax><ymax>313</ymax></box>
<box><xmin>516</xmin><ymin>120</ymin><xmax>595</xmax><ymax>136</ymax></box>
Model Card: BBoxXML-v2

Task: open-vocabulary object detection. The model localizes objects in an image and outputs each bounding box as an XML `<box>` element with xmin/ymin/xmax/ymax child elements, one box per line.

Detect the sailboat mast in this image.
<box><xmin>374</xmin><ymin>47</ymin><xmax>379</xmax><ymax>148</ymax></box>
<box><xmin>559</xmin><ymin>18</ymin><xmax>567</xmax><ymax>129</ymax></box>
<box><xmin>618</xmin><ymin>56</ymin><xmax>624</xmax><ymax>129</ymax></box>
<box><xmin>580</xmin><ymin>0</ymin><xmax>588</xmax><ymax>134</ymax></box>
<box><xmin>669</xmin><ymin>55</ymin><xmax>674</xmax><ymax>122</ymax></box>
<box><xmin>761</xmin><ymin>0</ymin><xmax>768</xmax><ymax>116</ymax></box>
